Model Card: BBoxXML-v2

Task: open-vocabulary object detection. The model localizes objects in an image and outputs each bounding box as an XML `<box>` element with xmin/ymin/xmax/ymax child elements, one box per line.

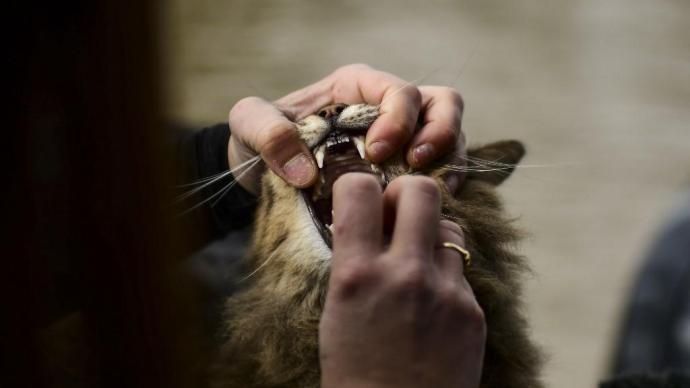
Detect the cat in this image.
<box><xmin>212</xmin><ymin>103</ymin><xmax>544</xmax><ymax>388</ymax></box>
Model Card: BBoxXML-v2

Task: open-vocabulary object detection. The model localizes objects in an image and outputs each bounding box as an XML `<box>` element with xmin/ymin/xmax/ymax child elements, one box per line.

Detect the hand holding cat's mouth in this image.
<box><xmin>303</xmin><ymin>128</ymin><xmax>387</xmax><ymax>248</ymax></box>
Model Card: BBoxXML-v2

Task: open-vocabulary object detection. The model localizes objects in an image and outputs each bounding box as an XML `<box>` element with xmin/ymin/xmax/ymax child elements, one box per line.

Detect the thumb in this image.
<box><xmin>229</xmin><ymin>97</ymin><xmax>318</xmax><ymax>188</ymax></box>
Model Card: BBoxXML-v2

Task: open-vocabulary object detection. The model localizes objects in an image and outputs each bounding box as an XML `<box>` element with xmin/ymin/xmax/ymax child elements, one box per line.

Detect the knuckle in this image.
<box><xmin>437</xmin><ymin>284</ymin><xmax>463</xmax><ymax>308</ymax></box>
<box><xmin>410</xmin><ymin>176</ymin><xmax>441</xmax><ymax>199</ymax></box>
<box><xmin>388</xmin><ymin>175</ymin><xmax>441</xmax><ymax>202</ymax></box>
<box><xmin>331</xmin><ymin>264</ymin><xmax>375</xmax><ymax>300</ymax></box>
<box><xmin>429</xmin><ymin>86</ymin><xmax>464</xmax><ymax>109</ymax></box>
<box><xmin>443</xmin><ymin>87</ymin><xmax>464</xmax><ymax>109</ymax></box>
<box><xmin>403</xmin><ymin>85</ymin><xmax>423</xmax><ymax>106</ymax></box>
<box><xmin>259</xmin><ymin>121</ymin><xmax>297</xmax><ymax>152</ymax></box>
<box><xmin>229</xmin><ymin>96</ymin><xmax>262</xmax><ymax>120</ymax></box>
<box><xmin>421</xmin><ymin>86</ymin><xmax>464</xmax><ymax>109</ymax></box>
<box><xmin>376</xmin><ymin>78</ymin><xmax>421</xmax><ymax>109</ymax></box>
<box><xmin>337</xmin><ymin>63</ymin><xmax>372</xmax><ymax>76</ymax></box>
<box><xmin>381</xmin><ymin>83</ymin><xmax>422</xmax><ymax>114</ymax></box>
<box><xmin>393</xmin><ymin>264</ymin><xmax>432</xmax><ymax>295</ymax></box>
<box><xmin>458</xmin><ymin>299</ymin><xmax>487</xmax><ymax>334</ymax></box>
<box><xmin>439</xmin><ymin>219</ymin><xmax>464</xmax><ymax>238</ymax></box>
<box><xmin>334</xmin><ymin>173</ymin><xmax>380</xmax><ymax>196</ymax></box>
<box><xmin>439</xmin><ymin>125</ymin><xmax>459</xmax><ymax>145</ymax></box>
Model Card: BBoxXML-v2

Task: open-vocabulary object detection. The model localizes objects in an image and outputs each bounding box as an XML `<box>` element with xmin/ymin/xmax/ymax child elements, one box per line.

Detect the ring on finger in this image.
<box><xmin>440</xmin><ymin>241</ymin><xmax>471</xmax><ymax>268</ymax></box>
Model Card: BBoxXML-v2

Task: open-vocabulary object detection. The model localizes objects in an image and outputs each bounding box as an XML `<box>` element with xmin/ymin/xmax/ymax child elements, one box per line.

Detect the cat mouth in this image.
<box><xmin>302</xmin><ymin>129</ymin><xmax>387</xmax><ymax>248</ymax></box>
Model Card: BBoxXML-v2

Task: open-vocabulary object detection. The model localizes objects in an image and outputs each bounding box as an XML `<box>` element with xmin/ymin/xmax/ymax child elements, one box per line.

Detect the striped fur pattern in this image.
<box><xmin>212</xmin><ymin>105</ymin><xmax>544</xmax><ymax>388</ymax></box>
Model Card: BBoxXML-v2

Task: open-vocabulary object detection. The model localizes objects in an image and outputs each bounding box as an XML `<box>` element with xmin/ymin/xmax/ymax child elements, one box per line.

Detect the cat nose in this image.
<box><xmin>316</xmin><ymin>103</ymin><xmax>347</xmax><ymax>119</ymax></box>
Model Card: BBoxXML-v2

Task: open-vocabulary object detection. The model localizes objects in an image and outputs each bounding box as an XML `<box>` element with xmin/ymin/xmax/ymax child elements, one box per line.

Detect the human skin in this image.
<box><xmin>227</xmin><ymin>64</ymin><xmax>466</xmax><ymax>194</ymax></box>
<box><xmin>225</xmin><ymin>64</ymin><xmax>481</xmax><ymax>387</ymax></box>
<box><xmin>320</xmin><ymin>173</ymin><xmax>486</xmax><ymax>388</ymax></box>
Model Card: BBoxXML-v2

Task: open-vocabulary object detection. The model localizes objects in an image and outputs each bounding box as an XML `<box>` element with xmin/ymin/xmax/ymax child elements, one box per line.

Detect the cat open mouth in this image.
<box><xmin>300</xmin><ymin>105</ymin><xmax>387</xmax><ymax>248</ymax></box>
<box><xmin>219</xmin><ymin>97</ymin><xmax>540</xmax><ymax>387</ymax></box>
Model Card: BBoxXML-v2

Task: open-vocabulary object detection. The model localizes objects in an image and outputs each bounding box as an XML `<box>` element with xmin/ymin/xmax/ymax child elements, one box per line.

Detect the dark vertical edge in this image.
<box><xmin>4</xmin><ymin>1</ymin><xmax>203</xmax><ymax>387</ymax></box>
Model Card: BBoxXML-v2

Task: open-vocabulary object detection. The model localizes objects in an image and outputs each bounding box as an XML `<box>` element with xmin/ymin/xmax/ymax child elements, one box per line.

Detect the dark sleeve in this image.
<box><xmin>599</xmin><ymin>373</ymin><xmax>690</xmax><ymax>388</ymax></box>
<box><xmin>173</xmin><ymin>123</ymin><xmax>258</xmax><ymax>243</ymax></box>
<box><xmin>609</xmin><ymin>199</ymin><xmax>690</xmax><ymax>375</ymax></box>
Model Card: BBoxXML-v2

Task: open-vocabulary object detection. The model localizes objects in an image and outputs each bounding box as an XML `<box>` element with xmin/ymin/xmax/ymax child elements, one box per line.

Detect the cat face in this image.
<box><xmin>222</xmin><ymin>104</ymin><xmax>543</xmax><ymax>388</ymax></box>
<box><xmin>250</xmin><ymin>103</ymin><xmax>524</xmax><ymax>273</ymax></box>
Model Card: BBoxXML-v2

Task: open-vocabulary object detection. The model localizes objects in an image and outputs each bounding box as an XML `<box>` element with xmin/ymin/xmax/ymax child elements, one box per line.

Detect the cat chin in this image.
<box><xmin>296</xmin><ymin>195</ymin><xmax>333</xmax><ymax>262</ymax></box>
<box><xmin>267</xmin><ymin>172</ymin><xmax>332</xmax><ymax>265</ymax></box>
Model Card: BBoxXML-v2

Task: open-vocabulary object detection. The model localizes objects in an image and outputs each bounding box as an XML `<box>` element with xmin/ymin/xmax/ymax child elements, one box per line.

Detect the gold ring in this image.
<box><xmin>441</xmin><ymin>242</ymin><xmax>471</xmax><ymax>267</ymax></box>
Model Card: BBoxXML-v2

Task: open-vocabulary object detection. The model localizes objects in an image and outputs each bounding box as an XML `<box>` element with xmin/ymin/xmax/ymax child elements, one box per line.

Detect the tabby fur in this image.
<box><xmin>212</xmin><ymin>104</ymin><xmax>544</xmax><ymax>388</ymax></box>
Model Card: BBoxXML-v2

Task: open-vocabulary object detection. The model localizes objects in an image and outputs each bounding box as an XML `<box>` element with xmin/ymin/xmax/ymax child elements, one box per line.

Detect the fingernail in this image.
<box><xmin>283</xmin><ymin>153</ymin><xmax>316</xmax><ymax>186</ymax></box>
<box><xmin>411</xmin><ymin>143</ymin><xmax>435</xmax><ymax>166</ymax></box>
<box><xmin>367</xmin><ymin>141</ymin><xmax>392</xmax><ymax>161</ymax></box>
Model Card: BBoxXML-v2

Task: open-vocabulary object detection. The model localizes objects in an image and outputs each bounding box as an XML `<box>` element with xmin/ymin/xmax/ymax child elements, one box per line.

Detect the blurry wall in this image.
<box><xmin>161</xmin><ymin>1</ymin><xmax>690</xmax><ymax>387</ymax></box>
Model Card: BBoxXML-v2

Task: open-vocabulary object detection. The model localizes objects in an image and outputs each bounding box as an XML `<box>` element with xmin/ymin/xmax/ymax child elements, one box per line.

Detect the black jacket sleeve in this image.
<box><xmin>174</xmin><ymin>123</ymin><xmax>257</xmax><ymax>243</ymax></box>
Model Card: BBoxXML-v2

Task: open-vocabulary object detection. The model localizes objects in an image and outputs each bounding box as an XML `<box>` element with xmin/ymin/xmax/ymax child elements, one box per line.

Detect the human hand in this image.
<box><xmin>227</xmin><ymin>64</ymin><xmax>466</xmax><ymax>194</ymax></box>
<box><xmin>319</xmin><ymin>173</ymin><xmax>486</xmax><ymax>388</ymax></box>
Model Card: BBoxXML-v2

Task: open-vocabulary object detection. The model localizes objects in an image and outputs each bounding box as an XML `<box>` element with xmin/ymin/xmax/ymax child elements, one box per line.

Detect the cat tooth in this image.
<box><xmin>314</xmin><ymin>145</ymin><xmax>326</xmax><ymax>168</ymax></box>
<box><xmin>326</xmin><ymin>224</ymin><xmax>334</xmax><ymax>233</ymax></box>
<box><xmin>353</xmin><ymin>136</ymin><xmax>366</xmax><ymax>159</ymax></box>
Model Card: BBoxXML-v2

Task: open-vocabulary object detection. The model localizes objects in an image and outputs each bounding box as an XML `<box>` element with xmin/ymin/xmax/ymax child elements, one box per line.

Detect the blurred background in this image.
<box><xmin>161</xmin><ymin>1</ymin><xmax>690</xmax><ymax>387</ymax></box>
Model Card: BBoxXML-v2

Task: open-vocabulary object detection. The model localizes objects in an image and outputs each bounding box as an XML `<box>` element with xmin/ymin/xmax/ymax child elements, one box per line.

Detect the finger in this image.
<box><xmin>434</xmin><ymin>220</ymin><xmax>466</xmax><ymax>282</ymax></box>
<box><xmin>227</xmin><ymin>135</ymin><xmax>265</xmax><ymax>194</ymax></box>
<box><xmin>366</xmin><ymin>79</ymin><xmax>422</xmax><ymax>163</ymax></box>
<box><xmin>332</xmin><ymin>173</ymin><xmax>384</xmax><ymax>262</ymax></box>
<box><xmin>274</xmin><ymin>76</ymin><xmax>334</xmax><ymax>120</ymax></box>
<box><xmin>383</xmin><ymin>176</ymin><xmax>441</xmax><ymax>257</ymax></box>
<box><xmin>440</xmin><ymin>150</ymin><xmax>468</xmax><ymax>196</ymax></box>
<box><xmin>407</xmin><ymin>86</ymin><xmax>465</xmax><ymax>168</ymax></box>
<box><xmin>328</xmin><ymin>65</ymin><xmax>422</xmax><ymax>163</ymax></box>
<box><xmin>228</xmin><ymin>96</ymin><xmax>318</xmax><ymax>188</ymax></box>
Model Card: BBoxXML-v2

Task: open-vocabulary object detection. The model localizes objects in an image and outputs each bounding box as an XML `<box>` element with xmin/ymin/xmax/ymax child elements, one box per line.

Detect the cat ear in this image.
<box><xmin>466</xmin><ymin>140</ymin><xmax>525</xmax><ymax>186</ymax></box>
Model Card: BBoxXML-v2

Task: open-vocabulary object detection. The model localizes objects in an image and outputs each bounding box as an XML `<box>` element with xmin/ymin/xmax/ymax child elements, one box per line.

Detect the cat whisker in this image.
<box><xmin>176</xmin><ymin>179</ymin><xmax>235</xmax><ymax>216</ymax></box>
<box><xmin>441</xmin><ymin>166</ymin><xmax>518</xmax><ymax>174</ymax></box>
<box><xmin>451</xmin><ymin>45</ymin><xmax>478</xmax><ymax>87</ymax></box>
<box><xmin>442</xmin><ymin>163</ymin><xmax>515</xmax><ymax>170</ymax></box>
<box><xmin>239</xmin><ymin>248</ymin><xmax>280</xmax><ymax>283</ymax></box>
<box><xmin>456</xmin><ymin>154</ymin><xmax>514</xmax><ymax>169</ymax></box>
<box><xmin>461</xmin><ymin>154</ymin><xmax>504</xmax><ymax>164</ymax></box>
<box><xmin>173</xmin><ymin>171</ymin><xmax>232</xmax><ymax>204</ymax></box>
<box><xmin>447</xmin><ymin>151</ymin><xmax>576</xmax><ymax>170</ymax></box>
<box><xmin>210</xmin><ymin>185</ymin><xmax>235</xmax><ymax>208</ymax></box>
<box><xmin>175</xmin><ymin>156</ymin><xmax>262</xmax><ymax>216</ymax></box>
<box><xmin>173</xmin><ymin>155</ymin><xmax>262</xmax><ymax>203</ymax></box>
<box><xmin>175</xmin><ymin>170</ymin><xmax>235</xmax><ymax>188</ymax></box>
<box><xmin>378</xmin><ymin>51</ymin><xmax>477</xmax><ymax>111</ymax></box>
<box><xmin>209</xmin><ymin>159</ymin><xmax>261</xmax><ymax>208</ymax></box>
